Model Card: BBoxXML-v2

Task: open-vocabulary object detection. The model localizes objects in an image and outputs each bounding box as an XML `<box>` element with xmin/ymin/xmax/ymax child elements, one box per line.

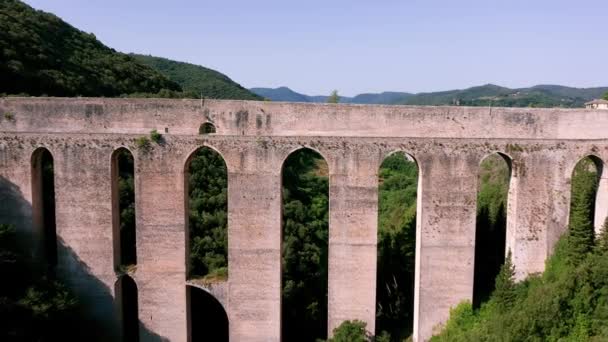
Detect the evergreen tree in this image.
<box><xmin>597</xmin><ymin>216</ymin><xmax>608</xmax><ymax>253</ymax></box>
<box><xmin>327</xmin><ymin>90</ymin><xmax>340</xmax><ymax>103</ymax></box>
<box><xmin>567</xmin><ymin>158</ymin><xmax>598</xmax><ymax>261</ymax></box>
<box><xmin>493</xmin><ymin>250</ymin><xmax>516</xmax><ymax>309</ymax></box>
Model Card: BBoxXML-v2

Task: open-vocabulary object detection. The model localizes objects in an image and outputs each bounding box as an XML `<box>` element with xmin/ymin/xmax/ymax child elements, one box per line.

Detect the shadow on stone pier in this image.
<box><xmin>0</xmin><ymin>176</ymin><xmax>168</xmax><ymax>341</ymax></box>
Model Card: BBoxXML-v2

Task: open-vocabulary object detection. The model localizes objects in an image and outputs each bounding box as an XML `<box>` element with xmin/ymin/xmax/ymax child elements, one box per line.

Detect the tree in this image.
<box><xmin>567</xmin><ymin>158</ymin><xmax>598</xmax><ymax>261</ymax></box>
<box><xmin>493</xmin><ymin>250</ymin><xmax>516</xmax><ymax>309</ymax></box>
<box><xmin>597</xmin><ymin>216</ymin><xmax>608</xmax><ymax>253</ymax></box>
<box><xmin>328</xmin><ymin>320</ymin><xmax>371</xmax><ymax>342</ymax></box>
<box><xmin>327</xmin><ymin>90</ymin><xmax>340</xmax><ymax>103</ymax></box>
<box><xmin>603</xmin><ymin>92</ymin><xmax>608</xmax><ymax>101</ymax></box>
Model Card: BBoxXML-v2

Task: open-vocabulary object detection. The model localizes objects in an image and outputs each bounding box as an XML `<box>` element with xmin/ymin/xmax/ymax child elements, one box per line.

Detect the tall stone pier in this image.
<box><xmin>1</xmin><ymin>98</ymin><xmax>607</xmax><ymax>341</ymax></box>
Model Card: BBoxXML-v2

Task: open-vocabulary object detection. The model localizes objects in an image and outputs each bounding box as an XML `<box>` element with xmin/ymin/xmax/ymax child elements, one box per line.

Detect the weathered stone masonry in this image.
<box><xmin>1</xmin><ymin>98</ymin><xmax>608</xmax><ymax>341</ymax></box>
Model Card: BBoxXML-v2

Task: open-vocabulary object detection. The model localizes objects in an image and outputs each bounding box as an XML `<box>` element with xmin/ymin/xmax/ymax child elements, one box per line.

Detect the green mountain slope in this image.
<box><xmin>0</xmin><ymin>0</ymin><xmax>181</xmax><ymax>97</ymax></box>
<box><xmin>132</xmin><ymin>54</ymin><xmax>262</xmax><ymax>100</ymax></box>
<box><xmin>250</xmin><ymin>86</ymin><xmax>311</xmax><ymax>102</ymax></box>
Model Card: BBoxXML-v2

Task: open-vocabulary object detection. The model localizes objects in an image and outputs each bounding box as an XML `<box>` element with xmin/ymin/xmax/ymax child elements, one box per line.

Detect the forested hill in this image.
<box><xmin>0</xmin><ymin>0</ymin><xmax>260</xmax><ymax>101</ymax></box>
<box><xmin>0</xmin><ymin>0</ymin><xmax>181</xmax><ymax>97</ymax></box>
<box><xmin>131</xmin><ymin>54</ymin><xmax>262</xmax><ymax>100</ymax></box>
<box><xmin>251</xmin><ymin>84</ymin><xmax>608</xmax><ymax>107</ymax></box>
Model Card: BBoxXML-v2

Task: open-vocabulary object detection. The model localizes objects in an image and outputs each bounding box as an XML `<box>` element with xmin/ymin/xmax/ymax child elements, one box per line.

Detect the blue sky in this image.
<box><xmin>25</xmin><ymin>0</ymin><xmax>608</xmax><ymax>96</ymax></box>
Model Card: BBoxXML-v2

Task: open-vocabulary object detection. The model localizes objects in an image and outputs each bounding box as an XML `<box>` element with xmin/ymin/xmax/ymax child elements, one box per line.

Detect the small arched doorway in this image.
<box><xmin>199</xmin><ymin>122</ymin><xmax>216</xmax><ymax>134</ymax></box>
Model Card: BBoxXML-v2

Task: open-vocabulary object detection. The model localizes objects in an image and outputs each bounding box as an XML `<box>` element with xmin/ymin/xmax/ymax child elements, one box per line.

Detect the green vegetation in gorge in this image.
<box><xmin>0</xmin><ymin>225</ymin><xmax>80</xmax><ymax>341</ymax></box>
<box><xmin>115</xmin><ymin>149</ymin><xmax>136</xmax><ymax>267</ymax></box>
<box><xmin>473</xmin><ymin>154</ymin><xmax>510</xmax><ymax>307</ymax></box>
<box><xmin>281</xmin><ymin>149</ymin><xmax>330</xmax><ymax>341</ymax></box>
<box><xmin>131</xmin><ymin>54</ymin><xmax>262</xmax><ymax>100</ymax></box>
<box><xmin>328</xmin><ymin>320</ymin><xmax>374</xmax><ymax>342</ymax></box>
<box><xmin>187</xmin><ymin>148</ymin><xmax>228</xmax><ymax>281</ymax></box>
<box><xmin>431</xmin><ymin>156</ymin><xmax>608</xmax><ymax>341</ymax></box>
<box><xmin>375</xmin><ymin>152</ymin><xmax>418</xmax><ymax>341</ymax></box>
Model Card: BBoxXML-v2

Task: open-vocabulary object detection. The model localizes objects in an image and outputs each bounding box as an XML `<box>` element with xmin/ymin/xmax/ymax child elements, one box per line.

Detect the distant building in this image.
<box><xmin>585</xmin><ymin>99</ymin><xmax>608</xmax><ymax>110</ymax></box>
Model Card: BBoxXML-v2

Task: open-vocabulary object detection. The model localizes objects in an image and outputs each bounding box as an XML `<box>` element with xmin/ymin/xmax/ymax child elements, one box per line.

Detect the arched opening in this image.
<box><xmin>186</xmin><ymin>286</ymin><xmax>228</xmax><ymax>342</ymax></box>
<box><xmin>591</xmin><ymin>157</ymin><xmax>608</xmax><ymax>235</ymax></box>
<box><xmin>31</xmin><ymin>148</ymin><xmax>57</xmax><ymax>267</ymax></box>
<box><xmin>115</xmin><ymin>275</ymin><xmax>139</xmax><ymax>342</ymax></box>
<box><xmin>567</xmin><ymin>156</ymin><xmax>602</xmax><ymax>256</ymax></box>
<box><xmin>112</xmin><ymin>148</ymin><xmax>136</xmax><ymax>270</ymax></box>
<box><xmin>473</xmin><ymin>153</ymin><xmax>511</xmax><ymax>308</ymax></box>
<box><xmin>375</xmin><ymin>151</ymin><xmax>419</xmax><ymax>340</ymax></box>
<box><xmin>184</xmin><ymin>147</ymin><xmax>228</xmax><ymax>281</ymax></box>
<box><xmin>281</xmin><ymin>148</ymin><xmax>329</xmax><ymax>341</ymax></box>
<box><xmin>199</xmin><ymin>122</ymin><xmax>216</xmax><ymax>135</ymax></box>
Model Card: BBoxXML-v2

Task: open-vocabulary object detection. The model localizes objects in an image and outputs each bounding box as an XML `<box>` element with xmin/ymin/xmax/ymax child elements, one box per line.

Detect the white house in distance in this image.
<box><xmin>585</xmin><ymin>99</ymin><xmax>608</xmax><ymax>110</ymax></box>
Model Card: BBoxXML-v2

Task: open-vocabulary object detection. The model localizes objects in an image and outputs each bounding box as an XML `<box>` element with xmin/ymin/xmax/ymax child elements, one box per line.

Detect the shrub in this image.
<box><xmin>3</xmin><ymin>112</ymin><xmax>15</xmax><ymax>121</ymax></box>
<box><xmin>135</xmin><ymin>136</ymin><xmax>151</xmax><ymax>151</ymax></box>
<box><xmin>328</xmin><ymin>320</ymin><xmax>371</xmax><ymax>342</ymax></box>
<box><xmin>150</xmin><ymin>129</ymin><xmax>162</xmax><ymax>143</ymax></box>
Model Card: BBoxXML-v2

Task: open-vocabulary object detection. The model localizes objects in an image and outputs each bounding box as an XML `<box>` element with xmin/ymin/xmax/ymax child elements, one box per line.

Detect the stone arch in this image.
<box><xmin>375</xmin><ymin>150</ymin><xmax>420</xmax><ymax>340</ymax></box>
<box><xmin>115</xmin><ymin>275</ymin><xmax>139</xmax><ymax>342</ymax></box>
<box><xmin>280</xmin><ymin>147</ymin><xmax>329</xmax><ymax>341</ymax></box>
<box><xmin>472</xmin><ymin>152</ymin><xmax>513</xmax><ymax>307</ymax></box>
<box><xmin>568</xmin><ymin>155</ymin><xmax>605</xmax><ymax>236</ymax></box>
<box><xmin>572</xmin><ymin>155</ymin><xmax>608</xmax><ymax>235</ymax></box>
<box><xmin>280</xmin><ymin>145</ymin><xmax>330</xmax><ymax>171</ymax></box>
<box><xmin>31</xmin><ymin>147</ymin><xmax>57</xmax><ymax>267</ymax></box>
<box><xmin>186</xmin><ymin>285</ymin><xmax>228</xmax><ymax>342</ymax></box>
<box><xmin>111</xmin><ymin>147</ymin><xmax>137</xmax><ymax>270</ymax></box>
<box><xmin>199</xmin><ymin>122</ymin><xmax>216</xmax><ymax>134</ymax></box>
<box><xmin>184</xmin><ymin>146</ymin><xmax>229</xmax><ymax>280</ymax></box>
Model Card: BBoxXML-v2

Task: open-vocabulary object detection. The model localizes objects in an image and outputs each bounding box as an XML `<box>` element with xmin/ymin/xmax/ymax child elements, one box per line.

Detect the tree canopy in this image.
<box><xmin>131</xmin><ymin>54</ymin><xmax>262</xmax><ymax>100</ymax></box>
<box><xmin>327</xmin><ymin>90</ymin><xmax>340</xmax><ymax>103</ymax></box>
<box><xmin>0</xmin><ymin>0</ymin><xmax>181</xmax><ymax>97</ymax></box>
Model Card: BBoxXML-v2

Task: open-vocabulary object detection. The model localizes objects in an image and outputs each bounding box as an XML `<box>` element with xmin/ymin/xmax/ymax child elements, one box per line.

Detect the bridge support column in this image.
<box><xmin>226</xmin><ymin>147</ymin><xmax>282</xmax><ymax>342</ymax></box>
<box><xmin>413</xmin><ymin>153</ymin><xmax>478</xmax><ymax>342</ymax></box>
<box><xmin>507</xmin><ymin>153</ymin><xmax>570</xmax><ymax>280</ymax></box>
<box><xmin>0</xmin><ymin>143</ymin><xmax>34</xmax><ymax>258</ymax></box>
<box><xmin>135</xmin><ymin>149</ymin><xmax>187</xmax><ymax>341</ymax></box>
<box><xmin>52</xmin><ymin>144</ymin><xmax>119</xmax><ymax>340</ymax></box>
<box><xmin>327</xmin><ymin>150</ymin><xmax>378</xmax><ymax>336</ymax></box>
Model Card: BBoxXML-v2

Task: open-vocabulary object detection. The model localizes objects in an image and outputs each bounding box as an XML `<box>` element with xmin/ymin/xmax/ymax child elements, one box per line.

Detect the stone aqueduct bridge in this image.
<box><xmin>1</xmin><ymin>97</ymin><xmax>608</xmax><ymax>341</ymax></box>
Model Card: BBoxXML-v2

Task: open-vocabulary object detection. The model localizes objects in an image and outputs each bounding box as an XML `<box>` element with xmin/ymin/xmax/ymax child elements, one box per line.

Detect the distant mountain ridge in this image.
<box><xmin>250</xmin><ymin>87</ymin><xmax>413</xmax><ymax>105</ymax></box>
<box><xmin>251</xmin><ymin>84</ymin><xmax>608</xmax><ymax>108</ymax></box>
